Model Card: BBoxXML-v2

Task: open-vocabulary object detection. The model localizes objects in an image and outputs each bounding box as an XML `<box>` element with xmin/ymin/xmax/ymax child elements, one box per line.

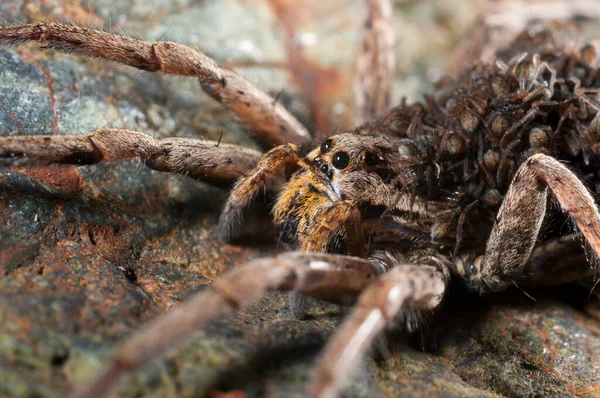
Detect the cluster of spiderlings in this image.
<box><xmin>369</xmin><ymin>23</ymin><xmax>600</xmax><ymax>206</ymax></box>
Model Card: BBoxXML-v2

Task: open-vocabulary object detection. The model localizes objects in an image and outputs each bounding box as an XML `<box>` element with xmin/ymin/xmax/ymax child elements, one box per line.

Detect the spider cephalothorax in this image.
<box><xmin>267</xmin><ymin>133</ymin><xmax>448</xmax><ymax>253</ymax></box>
<box><xmin>1</xmin><ymin>12</ymin><xmax>600</xmax><ymax>398</ymax></box>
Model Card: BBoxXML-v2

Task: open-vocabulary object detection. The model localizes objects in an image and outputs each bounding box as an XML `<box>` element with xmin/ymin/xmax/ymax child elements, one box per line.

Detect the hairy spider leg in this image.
<box><xmin>300</xmin><ymin>200</ymin><xmax>366</xmax><ymax>257</ymax></box>
<box><xmin>292</xmin><ymin>199</ymin><xmax>367</xmax><ymax>318</ymax></box>
<box><xmin>309</xmin><ymin>262</ymin><xmax>447</xmax><ymax>398</ymax></box>
<box><xmin>525</xmin><ymin>233</ymin><xmax>597</xmax><ymax>287</ymax></box>
<box><xmin>218</xmin><ymin>143</ymin><xmax>301</xmax><ymax>239</ymax></box>
<box><xmin>471</xmin><ymin>153</ymin><xmax>600</xmax><ymax>292</ymax></box>
<box><xmin>70</xmin><ymin>252</ymin><xmax>380</xmax><ymax>398</ymax></box>
<box><xmin>0</xmin><ymin>22</ymin><xmax>311</xmax><ymax>149</ymax></box>
<box><xmin>0</xmin><ymin>129</ymin><xmax>262</xmax><ymax>187</ymax></box>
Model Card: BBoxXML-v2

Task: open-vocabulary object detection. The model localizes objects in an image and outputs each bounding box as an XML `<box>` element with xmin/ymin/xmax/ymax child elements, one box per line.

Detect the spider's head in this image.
<box><xmin>454</xmin><ymin>254</ymin><xmax>510</xmax><ymax>294</ymax></box>
<box><xmin>307</xmin><ymin>133</ymin><xmax>406</xmax><ymax>201</ymax></box>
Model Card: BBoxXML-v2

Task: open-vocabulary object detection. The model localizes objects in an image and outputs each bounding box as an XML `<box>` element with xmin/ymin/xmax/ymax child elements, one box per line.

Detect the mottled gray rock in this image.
<box><xmin>1</xmin><ymin>1</ymin><xmax>600</xmax><ymax>398</ymax></box>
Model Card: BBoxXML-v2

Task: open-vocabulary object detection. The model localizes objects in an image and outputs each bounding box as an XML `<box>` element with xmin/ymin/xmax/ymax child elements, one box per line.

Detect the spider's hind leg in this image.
<box><xmin>465</xmin><ymin>153</ymin><xmax>600</xmax><ymax>293</ymax></box>
<box><xmin>525</xmin><ymin>233</ymin><xmax>597</xmax><ymax>287</ymax></box>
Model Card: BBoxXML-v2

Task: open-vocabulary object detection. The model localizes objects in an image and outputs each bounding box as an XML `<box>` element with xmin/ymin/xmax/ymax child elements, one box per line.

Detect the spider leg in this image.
<box><xmin>525</xmin><ymin>233</ymin><xmax>597</xmax><ymax>287</ymax></box>
<box><xmin>499</xmin><ymin>108</ymin><xmax>542</xmax><ymax>147</ymax></box>
<box><xmin>352</xmin><ymin>0</ymin><xmax>395</xmax><ymax>125</ymax></box>
<box><xmin>218</xmin><ymin>143</ymin><xmax>301</xmax><ymax>239</ymax></box>
<box><xmin>144</xmin><ymin>137</ymin><xmax>261</xmax><ymax>186</ymax></box>
<box><xmin>70</xmin><ymin>251</ymin><xmax>380</xmax><ymax>398</ymax></box>
<box><xmin>0</xmin><ymin>129</ymin><xmax>261</xmax><ymax>187</ymax></box>
<box><xmin>524</xmin><ymin>55</ymin><xmax>556</xmax><ymax>100</ymax></box>
<box><xmin>0</xmin><ymin>22</ymin><xmax>310</xmax><ymax>148</ymax></box>
<box><xmin>291</xmin><ymin>199</ymin><xmax>366</xmax><ymax>318</ymax></box>
<box><xmin>301</xmin><ymin>200</ymin><xmax>366</xmax><ymax>257</ymax></box>
<box><xmin>309</xmin><ymin>262</ymin><xmax>447</xmax><ymax>398</ymax></box>
<box><xmin>469</xmin><ymin>153</ymin><xmax>600</xmax><ymax>292</ymax></box>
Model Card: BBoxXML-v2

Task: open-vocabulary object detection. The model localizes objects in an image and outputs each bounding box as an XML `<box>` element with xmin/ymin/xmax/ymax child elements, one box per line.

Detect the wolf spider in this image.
<box><xmin>2</xmin><ymin>11</ymin><xmax>600</xmax><ymax>398</ymax></box>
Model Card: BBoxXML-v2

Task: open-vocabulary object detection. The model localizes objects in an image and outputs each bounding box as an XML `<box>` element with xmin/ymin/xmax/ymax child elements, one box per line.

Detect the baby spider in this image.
<box><xmin>1</xmin><ymin>11</ymin><xmax>600</xmax><ymax>398</ymax></box>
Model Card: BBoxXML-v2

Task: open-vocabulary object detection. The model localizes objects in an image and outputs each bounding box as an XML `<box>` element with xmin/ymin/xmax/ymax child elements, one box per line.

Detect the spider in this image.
<box><xmin>1</xmin><ymin>6</ymin><xmax>600</xmax><ymax>398</ymax></box>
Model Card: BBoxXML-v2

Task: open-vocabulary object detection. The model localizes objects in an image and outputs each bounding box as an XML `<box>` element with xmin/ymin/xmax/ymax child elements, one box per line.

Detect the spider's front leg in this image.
<box><xmin>218</xmin><ymin>143</ymin><xmax>301</xmax><ymax>239</ymax></box>
<box><xmin>0</xmin><ymin>129</ymin><xmax>262</xmax><ymax>187</ymax></box>
<box><xmin>0</xmin><ymin>22</ymin><xmax>310</xmax><ymax>148</ymax></box>
<box><xmin>300</xmin><ymin>199</ymin><xmax>366</xmax><ymax>257</ymax></box>
<box><xmin>309</xmin><ymin>257</ymin><xmax>448</xmax><ymax>398</ymax></box>
<box><xmin>463</xmin><ymin>153</ymin><xmax>600</xmax><ymax>292</ymax></box>
<box><xmin>291</xmin><ymin>199</ymin><xmax>367</xmax><ymax>318</ymax></box>
<box><xmin>70</xmin><ymin>251</ymin><xmax>380</xmax><ymax>398</ymax></box>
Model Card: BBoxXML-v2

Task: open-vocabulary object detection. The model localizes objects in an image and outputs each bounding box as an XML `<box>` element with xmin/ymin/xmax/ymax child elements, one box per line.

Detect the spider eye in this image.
<box><xmin>361</xmin><ymin>152</ymin><xmax>378</xmax><ymax>167</ymax></box>
<box><xmin>464</xmin><ymin>263</ymin><xmax>476</xmax><ymax>278</ymax></box>
<box><xmin>320</xmin><ymin>139</ymin><xmax>333</xmax><ymax>153</ymax></box>
<box><xmin>331</xmin><ymin>151</ymin><xmax>350</xmax><ymax>170</ymax></box>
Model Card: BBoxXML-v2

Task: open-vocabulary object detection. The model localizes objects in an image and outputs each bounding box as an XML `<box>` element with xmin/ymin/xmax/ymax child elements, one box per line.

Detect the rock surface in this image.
<box><xmin>1</xmin><ymin>1</ymin><xmax>600</xmax><ymax>397</ymax></box>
